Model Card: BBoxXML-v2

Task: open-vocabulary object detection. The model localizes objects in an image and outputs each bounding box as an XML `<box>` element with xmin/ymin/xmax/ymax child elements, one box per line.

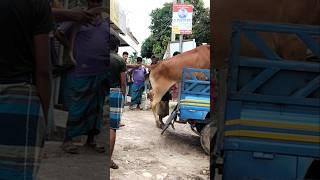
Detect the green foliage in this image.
<box><xmin>141</xmin><ymin>0</ymin><xmax>210</xmax><ymax>58</ymax></box>
<box><xmin>128</xmin><ymin>52</ymin><xmax>138</xmax><ymax>64</ymax></box>
<box><xmin>140</xmin><ymin>36</ymin><xmax>156</xmax><ymax>58</ymax></box>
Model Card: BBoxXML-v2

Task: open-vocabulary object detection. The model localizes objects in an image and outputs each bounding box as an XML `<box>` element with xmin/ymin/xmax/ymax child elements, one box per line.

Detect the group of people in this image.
<box><xmin>0</xmin><ymin>0</ymin><xmax>180</xmax><ymax>178</ymax></box>
<box><xmin>122</xmin><ymin>53</ymin><xmax>148</xmax><ymax>110</ymax></box>
<box><xmin>0</xmin><ymin>0</ymin><xmax>128</xmax><ymax>178</ymax></box>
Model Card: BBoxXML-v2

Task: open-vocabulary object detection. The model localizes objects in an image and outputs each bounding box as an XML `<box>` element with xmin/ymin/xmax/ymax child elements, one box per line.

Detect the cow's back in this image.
<box><xmin>151</xmin><ymin>45</ymin><xmax>210</xmax><ymax>81</ymax></box>
<box><xmin>212</xmin><ymin>0</ymin><xmax>320</xmax><ymax>69</ymax></box>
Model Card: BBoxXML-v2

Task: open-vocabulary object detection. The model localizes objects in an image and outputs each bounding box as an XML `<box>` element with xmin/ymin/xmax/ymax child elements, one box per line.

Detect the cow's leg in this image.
<box><xmin>151</xmin><ymin>100</ymin><xmax>161</xmax><ymax>128</ymax></box>
<box><xmin>149</xmin><ymin>74</ymin><xmax>176</xmax><ymax>128</ymax></box>
<box><xmin>148</xmin><ymin>89</ymin><xmax>161</xmax><ymax>127</ymax></box>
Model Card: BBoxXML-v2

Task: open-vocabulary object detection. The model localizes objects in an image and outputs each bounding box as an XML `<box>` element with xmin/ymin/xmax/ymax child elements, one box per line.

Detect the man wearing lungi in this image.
<box><xmin>108</xmin><ymin>35</ymin><xmax>127</xmax><ymax>169</ymax></box>
<box><xmin>130</xmin><ymin>57</ymin><xmax>147</xmax><ymax>110</ymax></box>
<box><xmin>123</xmin><ymin>51</ymin><xmax>134</xmax><ymax>105</ymax></box>
<box><xmin>122</xmin><ymin>51</ymin><xmax>131</xmax><ymax>103</ymax></box>
<box><xmin>61</xmin><ymin>0</ymin><xmax>109</xmax><ymax>154</ymax></box>
<box><xmin>0</xmin><ymin>0</ymin><xmax>52</xmax><ymax>179</ymax></box>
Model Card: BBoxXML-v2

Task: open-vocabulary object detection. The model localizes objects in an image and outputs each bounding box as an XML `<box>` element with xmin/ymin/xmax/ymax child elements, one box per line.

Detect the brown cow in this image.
<box><xmin>212</xmin><ymin>0</ymin><xmax>320</xmax><ymax>69</ymax></box>
<box><xmin>148</xmin><ymin>45</ymin><xmax>210</xmax><ymax>127</ymax></box>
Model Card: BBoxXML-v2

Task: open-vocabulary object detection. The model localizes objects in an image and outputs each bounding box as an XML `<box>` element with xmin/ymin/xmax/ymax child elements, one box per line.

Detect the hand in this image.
<box><xmin>54</xmin><ymin>30</ymin><xmax>70</xmax><ymax>48</ymax></box>
<box><xmin>69</xmin><ymin>8</ymin><xmax>95</xmax><ymax>24</ymax></box>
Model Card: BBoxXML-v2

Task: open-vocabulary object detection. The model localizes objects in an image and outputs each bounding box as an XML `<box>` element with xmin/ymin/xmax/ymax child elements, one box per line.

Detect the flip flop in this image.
<box><xmin>110</xmin><ymin>160</ymin><xmax>119</xmax><ymax>169</ymax></box>
<box><xmin>84</xmin><ymin>143</ymin><xmax>105</xmax><ymax>153</ymax></box>
<box><xmin>84</xmin><ymin>143</ymin><xmax>96</xmax><ymax>148</ymax></box>
<box><xmin>95</xmin><ymin>146</ymin><xmax>106</xmax><ymax>153</ymax></box>
<box><xmin>61</xmin><ymin>142</ymin><xmax>79</xmax><ymax>154</ymax></box>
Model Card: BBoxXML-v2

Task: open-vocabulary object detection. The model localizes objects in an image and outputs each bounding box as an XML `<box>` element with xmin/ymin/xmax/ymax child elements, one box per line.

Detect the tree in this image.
<box><xmin>140</xmin><ymin>36</ymin><xmax>156</xmax><ymax>58</ymax></box>
<box><xmin>141</xmin><ymin>0</ymin><xmax>210</xmax><ymax>59</ymax></box>
<box><xmin>128</xmin><ymin>52</ymin><xmax>138</xmax><ymax>64</ymax></box>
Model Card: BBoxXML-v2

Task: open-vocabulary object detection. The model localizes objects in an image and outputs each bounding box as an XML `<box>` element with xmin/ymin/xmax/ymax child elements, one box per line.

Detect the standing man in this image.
<box><xmin>150</xmin><ymin>55</ymin><xmax>158</xmax><ymax>65</ymax></box>
<box><xmin>122</xmin><ymin>51</ymin><xmax>131</xmax><ymax>104</ymax></box>
<box><xmin>130</xmin><ymin>57</ymin><xmax>147</xmax><ymax>110</ymax></box>
<box><xmin>122</xmin><ymin>51</ymin><xmax>129</xmax><ymax>63</ymax></box>
<box><xmin>61</xmin><ymin>0</ymin><xmax>109</xmax><ymax>154</ymax></box>
<box><xmin>108</xmin><ymin>35</ymin><xmax>127</xmax><ymax>169</ymax></box>
<box><xmin>123</xmin><ymin>51</ymin><xmax>134</xmax><ymax>105</ymax></box>
<box><xmin>0</xmin><ymin>0</ymin><xmax>52</xmax><ymax>178</ymax></box>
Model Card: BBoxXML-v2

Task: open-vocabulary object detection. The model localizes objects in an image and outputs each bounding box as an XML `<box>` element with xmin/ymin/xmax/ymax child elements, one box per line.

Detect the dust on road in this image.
<box><xmin>110</xmin><ymin>106</ymin><xmax>210</xmax><ymax>180</ymax></box>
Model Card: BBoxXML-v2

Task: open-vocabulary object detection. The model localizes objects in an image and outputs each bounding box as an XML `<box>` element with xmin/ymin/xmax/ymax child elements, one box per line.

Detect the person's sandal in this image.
<box><xmin>84</xmin><ymin>143</ymin><xmax>96</xmax><ymax>148</ymax></box>
<box><xmin>61</xmin><ymin>142</ymin><xmax>79</xmax><ymax>154</ymax></box>
<box><xmin>95</xmin><ymin>146</ymin><xmax>106</xmax><ymax>153</ymax></box>
<box><xmin>110</xmin><ymin>160</ymin><xmax>119</xmax><ymax>169</ymax></box>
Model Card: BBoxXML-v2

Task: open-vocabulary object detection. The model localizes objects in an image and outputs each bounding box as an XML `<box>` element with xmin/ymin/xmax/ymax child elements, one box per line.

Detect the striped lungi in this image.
<box><xmin>0</xmin><ymin>83</ymin><xmax>46</xmax><ymax>180</ymax></box>
<box><xmin>65</xmin><ymin>73</ymin><xmax>108</xmax><ymax>139</ymax></box>
<box><xmin>109</xmin><ymin>88</ymin><xmax>124</xmax><ymax>130</ymax></box>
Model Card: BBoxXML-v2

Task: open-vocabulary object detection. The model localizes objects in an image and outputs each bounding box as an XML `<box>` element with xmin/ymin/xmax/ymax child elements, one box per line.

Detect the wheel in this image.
<box><xmin>200</xmin><ymin>120</ymin><xmax>217</xmax><ymax>155</ymax></box>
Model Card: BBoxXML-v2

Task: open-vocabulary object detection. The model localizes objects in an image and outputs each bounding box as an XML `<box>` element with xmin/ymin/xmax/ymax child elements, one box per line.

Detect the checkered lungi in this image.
<box><xmin>109</xmin><ymin>88</ymin><xmax>124</xmax><ymax>130</ymax></box>
<box><xmin>0</xmin><ymin>83</ymin><xmax>46</xmax><ymax>180</ymax></box>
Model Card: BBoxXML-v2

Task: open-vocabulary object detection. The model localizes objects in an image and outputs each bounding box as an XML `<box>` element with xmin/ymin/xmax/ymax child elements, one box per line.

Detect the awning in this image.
<box><xmin>110</xmin><ymin>27</ymin><xmax>129</xmax><ymax>46</ymax></box>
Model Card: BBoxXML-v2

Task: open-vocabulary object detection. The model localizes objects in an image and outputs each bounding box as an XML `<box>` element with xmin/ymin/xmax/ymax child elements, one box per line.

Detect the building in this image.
<box><xmin>110</xmin><ymin>0</ymin><xmax>139</xmax><ymax>53</ymax></box>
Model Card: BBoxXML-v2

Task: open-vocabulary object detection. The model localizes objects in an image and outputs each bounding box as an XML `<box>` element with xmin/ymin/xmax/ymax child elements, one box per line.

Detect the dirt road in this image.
<box><xmin>110</xmin><ymin>106</ymin><xmax>210</xmax><ymax>180</ymax></box>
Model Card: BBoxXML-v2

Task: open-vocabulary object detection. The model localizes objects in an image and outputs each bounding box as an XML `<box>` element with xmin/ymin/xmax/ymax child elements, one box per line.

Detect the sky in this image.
<box><xmin>118</xmin><ymin>0</ymin><xmax>210</xmax><ymax>54</ymax></box>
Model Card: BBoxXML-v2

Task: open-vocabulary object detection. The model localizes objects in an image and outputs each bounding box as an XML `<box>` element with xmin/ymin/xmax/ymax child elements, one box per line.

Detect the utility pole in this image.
<box><xmin>170</xmin><ymin>0</ymin><xmax>177</xmax><ymax>58</ymax></box>
<box><xmin>171</xmin><ymin>0</ymin><xmax>176</xmax><ymax>42</ymax></box>
<box><xmin>179</xmin><ymin>0</ymin><xmax>184</xmax><ymax>53</ymax></box>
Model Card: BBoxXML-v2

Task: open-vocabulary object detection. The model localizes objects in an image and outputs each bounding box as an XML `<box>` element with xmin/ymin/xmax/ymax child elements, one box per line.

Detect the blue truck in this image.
<box><xmin>161</xmin><ymin>68</ymin><xmax>212</xmax><ymax>154</ymax></box>
<box><xmin>213</xmin><ymin>21</ymin><xmax>320</xmax><ymax>179</ymax></box>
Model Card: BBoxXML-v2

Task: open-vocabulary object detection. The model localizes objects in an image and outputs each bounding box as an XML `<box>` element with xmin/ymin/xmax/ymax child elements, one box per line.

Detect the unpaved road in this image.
<box><xmin>110</xmin><ymin>106</ymin><xmax>210</xmax><ymax>180</ymax></box>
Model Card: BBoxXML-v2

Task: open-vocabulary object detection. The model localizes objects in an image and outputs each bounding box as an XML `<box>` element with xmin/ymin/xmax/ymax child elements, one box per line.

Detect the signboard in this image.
<box><xmin>172</xmin><ymin>4</ymin><xmax>193</xmax><ymax>35</ymax></box>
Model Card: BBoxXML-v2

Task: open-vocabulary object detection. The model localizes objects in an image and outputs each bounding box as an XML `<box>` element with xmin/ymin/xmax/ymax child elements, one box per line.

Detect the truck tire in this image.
<box><xmin>200</xmin><ymin>120</ymin><xmax>217</xmax><ymax>155</ymax></box>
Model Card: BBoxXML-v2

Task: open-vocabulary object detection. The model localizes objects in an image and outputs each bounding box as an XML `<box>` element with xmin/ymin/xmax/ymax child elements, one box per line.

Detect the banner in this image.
<box><xmin>172</xmin><ymin>4</ymin><xmax>193</xmax><ymax>35</ymax></box>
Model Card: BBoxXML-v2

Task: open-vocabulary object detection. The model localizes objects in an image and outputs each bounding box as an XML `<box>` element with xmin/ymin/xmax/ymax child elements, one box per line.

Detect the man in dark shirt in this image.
<box><xmin>108</xmin><ymin>34</ymin><xmax>127</xmax><ymax>169</ymax></box>
<box><xmin>0</xmin><ymin>0</ymin><xmax>52</xmax><ymax>179</ymax></box>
